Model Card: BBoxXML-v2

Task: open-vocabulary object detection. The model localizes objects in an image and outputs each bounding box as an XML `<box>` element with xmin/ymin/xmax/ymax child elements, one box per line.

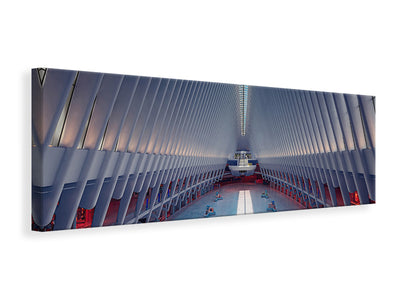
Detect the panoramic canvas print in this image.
<box><xmin>31</xmin><ymin>68</ymin><xmax>376</xmax><ymax>231</ymax></box>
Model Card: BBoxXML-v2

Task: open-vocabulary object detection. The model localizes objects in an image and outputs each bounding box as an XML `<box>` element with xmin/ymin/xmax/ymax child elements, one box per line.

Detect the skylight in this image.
<box><xmin>239</xmin><ymin>85</ymin><xmax>248</xmax><ymax>136</ymax></box>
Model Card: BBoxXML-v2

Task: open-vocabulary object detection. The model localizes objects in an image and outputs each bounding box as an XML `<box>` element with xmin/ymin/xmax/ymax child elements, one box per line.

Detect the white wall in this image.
<box><xmin>1</xmin><ymin>1</ymin><xmax>399</xmax><ymax>299</ymax></box>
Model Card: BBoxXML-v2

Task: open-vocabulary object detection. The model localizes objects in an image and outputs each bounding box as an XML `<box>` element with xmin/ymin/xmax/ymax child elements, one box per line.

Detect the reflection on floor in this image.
<box><xmin>169</xmin><ymin>182</ymin><xmax>304</xmax><ymax>221</ymax></box>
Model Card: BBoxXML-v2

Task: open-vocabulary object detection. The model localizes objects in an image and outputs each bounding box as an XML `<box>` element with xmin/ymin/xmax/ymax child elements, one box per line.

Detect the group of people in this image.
<box><xmin>261</xmin><ymin>189</ymin><xmax>269</xmax><ymax>199</ymax></box>
<box><xmin>204</xmin><ymin>191</ymin><xmax>224</xmax><ymax>217</ymax></box>
<box><xmin>267</xmin><ymin>200</ymin><xmax>277</xmax><ymax>212</ymax></box>
<box><xmin>262</xmin><ymin>189</ymin><xmax>277</xmax><ymax>212</ymax></box>
<box><xmin>215</xmin><ymin>192</ymin><xmax>223</xmax><ymax>201</ymax></box>
<box><xmin>204</xmin><ymin>205</ymin><xmax>216</xmax><ymax>217</ymax></box>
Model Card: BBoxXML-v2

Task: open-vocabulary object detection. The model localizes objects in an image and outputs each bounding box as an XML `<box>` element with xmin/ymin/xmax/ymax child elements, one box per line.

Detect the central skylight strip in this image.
<box><xmin>239</xmin><ymin>85</ymin><xmax>248</xmax><ymax>136</ymax></box>
<box><xmin>237</xmin><ymin>191</ymin><xmax>245</xmax><ymax>214</ymax></box>
<box><xmin>244</xmin><ymin>190</ymin><xmax>253</xmax><ymax>214</ymax></box>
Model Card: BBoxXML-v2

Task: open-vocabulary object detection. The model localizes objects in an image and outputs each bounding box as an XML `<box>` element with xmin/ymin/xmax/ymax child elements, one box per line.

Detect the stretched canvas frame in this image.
<box><xmin>32</xmin><ymin>68</ymin><xmax>375</xmax><ymax>231</ymax></box>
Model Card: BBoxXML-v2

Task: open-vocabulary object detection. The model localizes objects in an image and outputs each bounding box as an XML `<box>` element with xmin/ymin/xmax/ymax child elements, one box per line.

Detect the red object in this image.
<box><xmin>76</xmin><ymin>207</ymin><xmax>94</xmax><ymax>229</ymax></box>
<box><xmin>349</xmin><ymin>191</ymin><xmax>360</xmax><ymax>205</ymax></box>
<box><xmin>103</xmin><ymin>198</ymin><xmax>121</xmax><ymax>226</ymax></box>
<box><xmin>335</xmin><ymin>187</ymin><xmax>344</xmax><ymax>206</ymax></box>
<box><xmin>241</xmin><ymin>175</ymin><xmax>257</xmax><ymax>182</ymax></box>
<box><xmin>126</xmin><ymin>193</ymin><xmax>139</xmax><ymax>216</ymax></box>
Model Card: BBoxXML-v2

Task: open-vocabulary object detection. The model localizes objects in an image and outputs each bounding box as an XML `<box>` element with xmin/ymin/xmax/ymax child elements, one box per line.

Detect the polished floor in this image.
<box><xmin>168</xmin><ymin>182</ymin><xmax>304</xmax><ymax>221</ymax></box>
